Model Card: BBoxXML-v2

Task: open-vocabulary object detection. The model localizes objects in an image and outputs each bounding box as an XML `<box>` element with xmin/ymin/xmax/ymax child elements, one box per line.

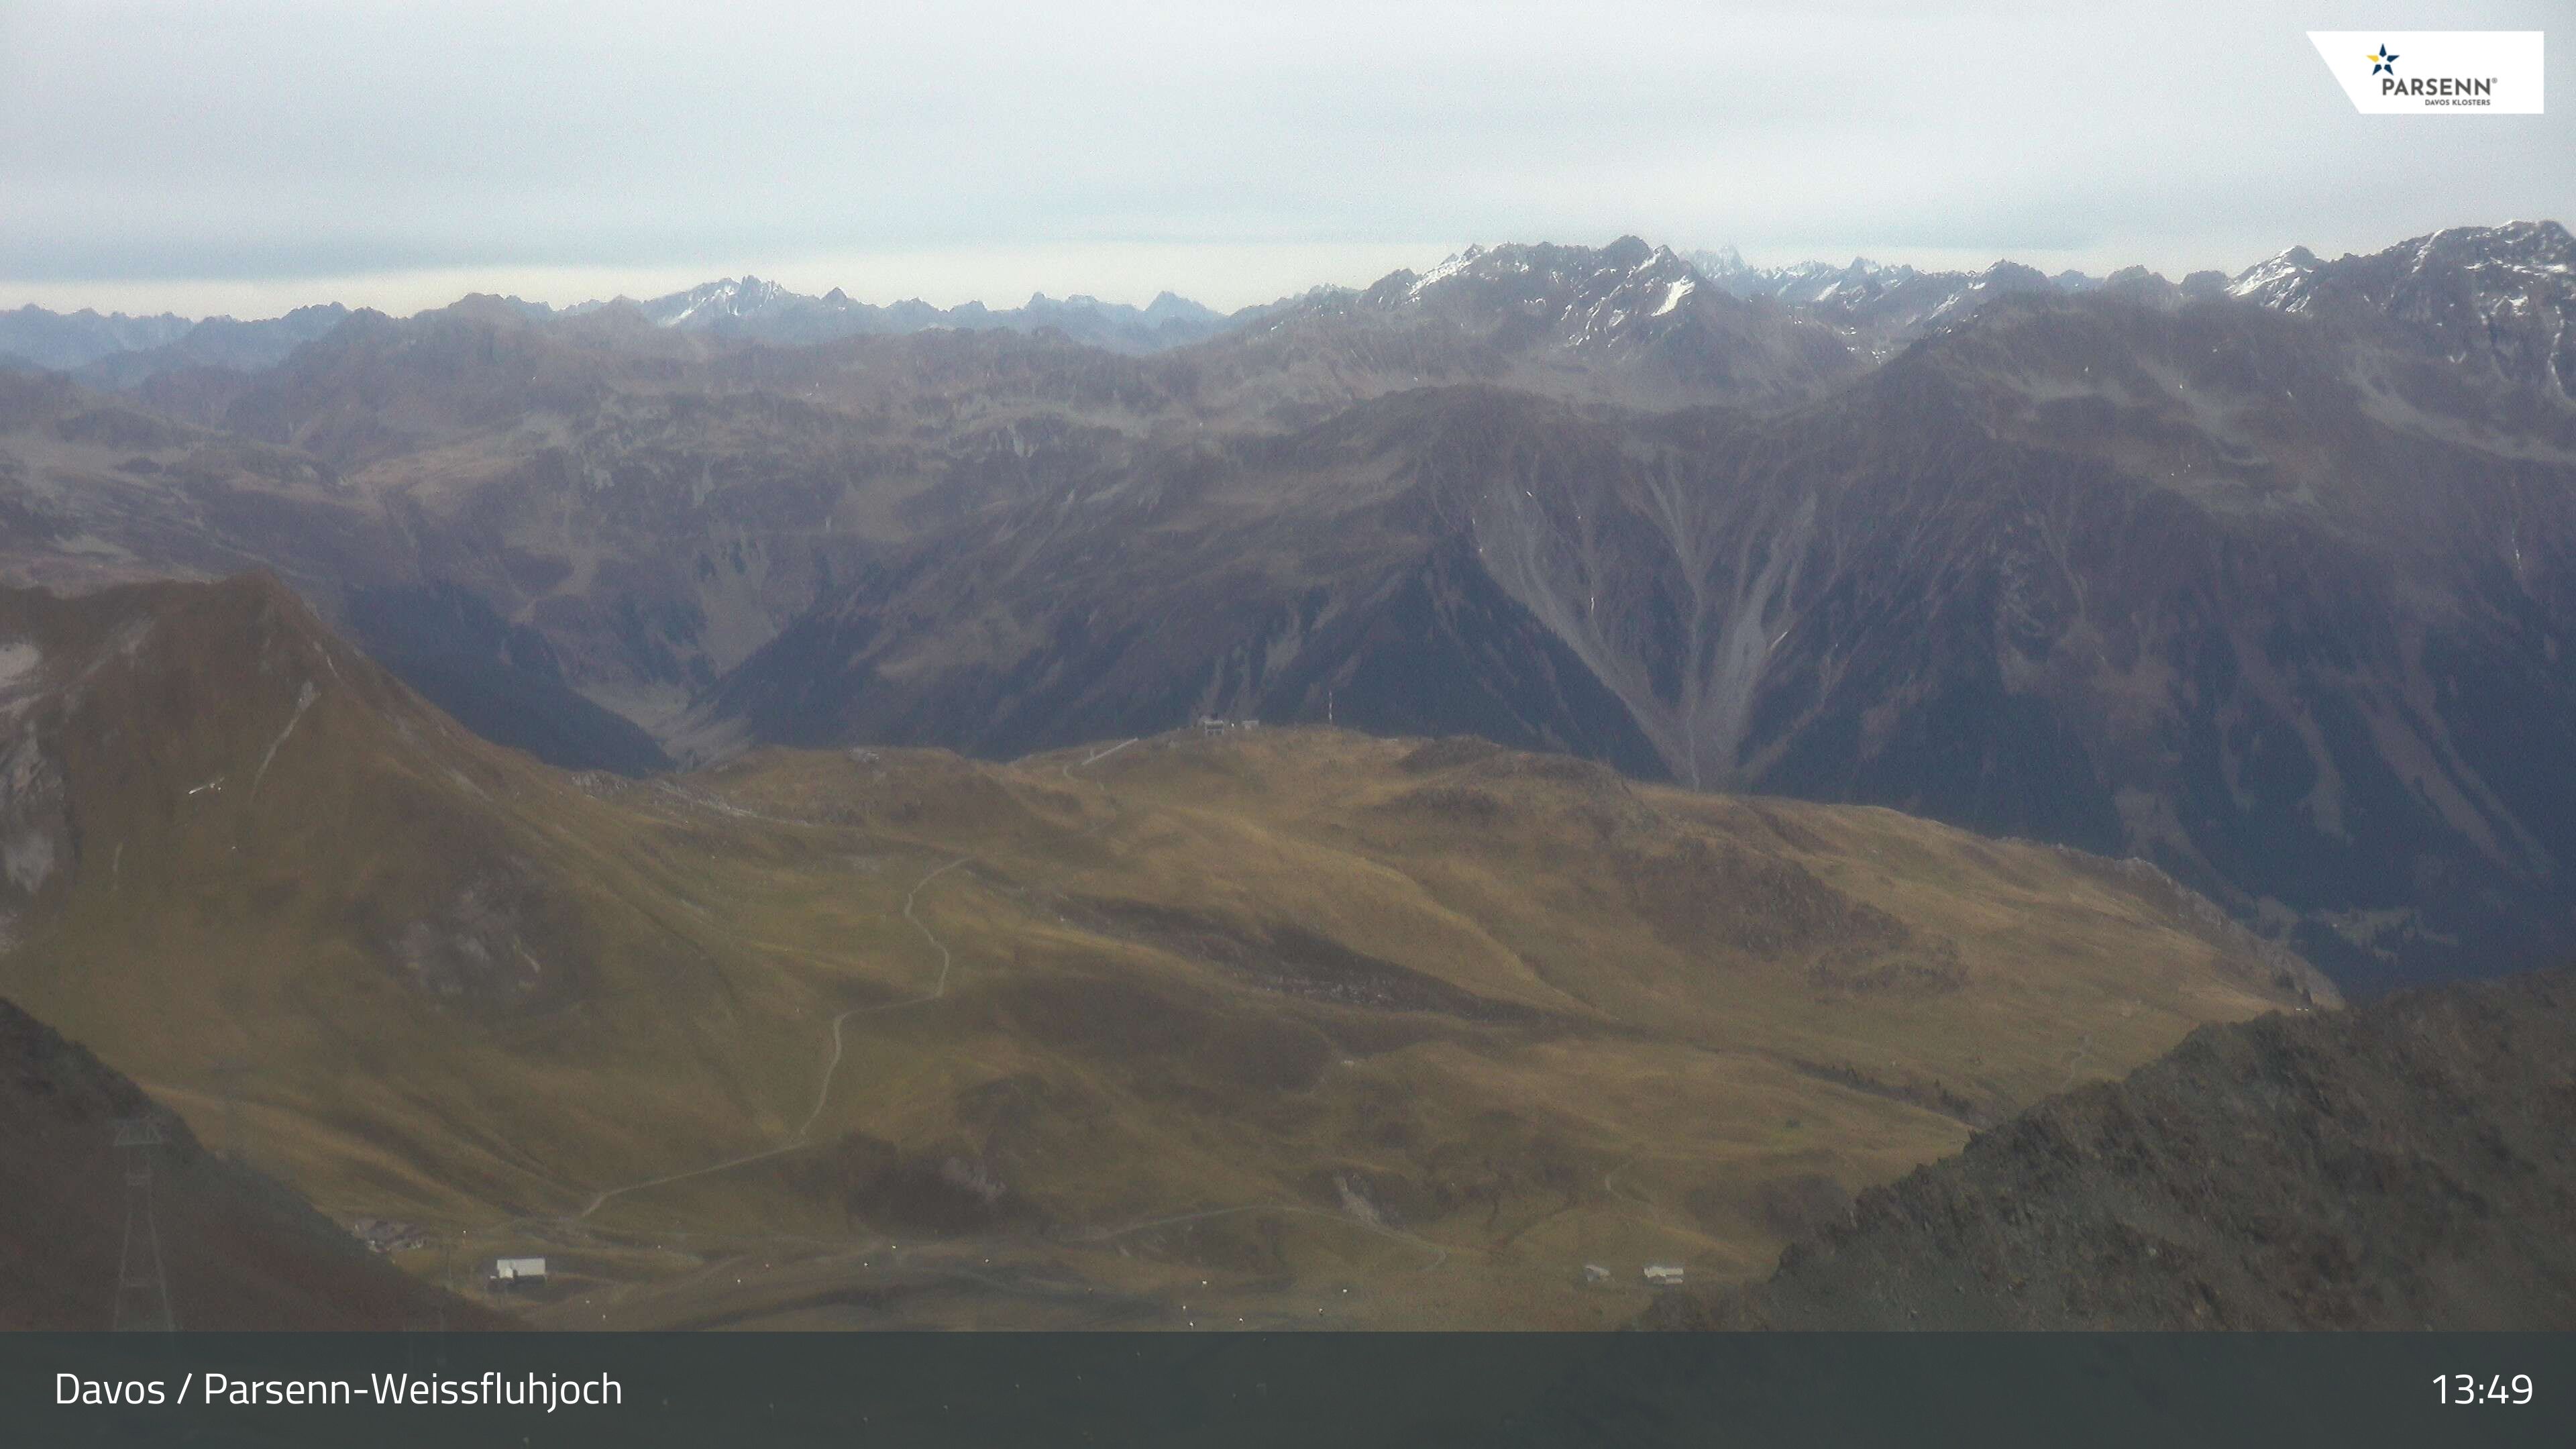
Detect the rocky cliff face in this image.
<box><xmin>1649</xmin><ymin>963</ymin><xmax>2576</xmax><ymax>1330</ymax></box>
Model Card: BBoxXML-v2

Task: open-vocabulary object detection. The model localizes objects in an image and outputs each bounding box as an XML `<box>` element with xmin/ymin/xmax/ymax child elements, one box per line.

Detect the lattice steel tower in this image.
<box><xmin>110</xmin><ymin>1116</ymin><xmax>176</xmax><ymax>1331</ymax></box>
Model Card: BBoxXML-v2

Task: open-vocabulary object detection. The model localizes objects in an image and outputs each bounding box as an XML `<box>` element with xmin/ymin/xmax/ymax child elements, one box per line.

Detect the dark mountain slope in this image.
<box><xmin>341</xmin><ymin>580</ymin><xmax>672</xmax><ymax>773</ymax></box>
<box><xmin>0</xmin><ymin>995</ymin><xmax>510</xmax><ymax>1330</ymax></box>
<box><xmin>690</xmin><ymin>386</ymin><xmax>1672</xmax><ymax>775</ymax></box>
<box><xmin>1708</xmin><ymin>293</ymin><xmax>2576</xmax><ymax>990</ymax></box>
<box><xmin>1654</xmin><ymin>963</ymin><xmax>2576</xmax><ymax>1330</ymax></box>
<box><xmin>700</xmin><ymin>274</ymin><xmax>2576</xmax><ymax>989</ymax></box>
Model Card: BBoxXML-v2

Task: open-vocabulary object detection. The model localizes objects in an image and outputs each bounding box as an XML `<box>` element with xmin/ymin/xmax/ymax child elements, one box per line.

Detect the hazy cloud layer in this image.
<box><xmin>2</xmin><ymin>0</ymin><xmax>2569</xmax><ymax>315</ymax></box>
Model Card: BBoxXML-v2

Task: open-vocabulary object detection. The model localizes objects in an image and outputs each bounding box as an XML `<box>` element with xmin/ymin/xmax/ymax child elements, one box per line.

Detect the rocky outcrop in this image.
<box><xmin>1650</xmin><ymin>964</ymin><xmax>2576</xmax><ymax>1330</ymax></box>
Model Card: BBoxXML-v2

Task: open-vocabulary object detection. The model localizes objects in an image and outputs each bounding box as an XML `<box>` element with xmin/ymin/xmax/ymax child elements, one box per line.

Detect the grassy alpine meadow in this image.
<box><xmin>0</xmin><ymin>576</ymin><xmax>2328</xmax><ymax>1328</ymax></box>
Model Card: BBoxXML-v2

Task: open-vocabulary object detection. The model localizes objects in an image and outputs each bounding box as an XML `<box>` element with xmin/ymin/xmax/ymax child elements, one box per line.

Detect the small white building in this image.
<box><xmin>1581</xmin><ymin>1263</ymin><xmax>1611</xmax><ymax>1286</ymax></box>
<box><xmin>1643</xmin><ymin>1263</ymin><xmax>1686</xmax><ymax>1288</ymax></box>
<box><xmin>490</xmin><ymin>1256</ymin><xmax>547</xmax><ymax>1287</ymax></box>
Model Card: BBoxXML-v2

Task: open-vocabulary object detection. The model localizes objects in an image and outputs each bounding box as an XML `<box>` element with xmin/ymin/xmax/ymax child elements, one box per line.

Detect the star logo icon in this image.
<box><xmin>2368</xmin><ymin>44</ymin><xmax>2399</xmax><ymax>75</ymax></box>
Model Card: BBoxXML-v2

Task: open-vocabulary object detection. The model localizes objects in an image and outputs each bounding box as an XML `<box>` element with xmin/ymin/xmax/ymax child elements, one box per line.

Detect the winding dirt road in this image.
<box><xmin>570</xmin><ymin>855</ymin><xmax>973</xmax><ymax>1222</ymax></box>
<box><xmin>536</xmin><ymin>737</ymin><xmax>1455</xmax><ymax>1289</ymax></box>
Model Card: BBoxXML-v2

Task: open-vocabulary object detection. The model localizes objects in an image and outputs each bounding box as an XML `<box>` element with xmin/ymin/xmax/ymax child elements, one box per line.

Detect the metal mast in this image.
<box><xmin>109</xmin><ymin>1116</ymin><xmax>176</xmax><ymax>1331</ymax></box>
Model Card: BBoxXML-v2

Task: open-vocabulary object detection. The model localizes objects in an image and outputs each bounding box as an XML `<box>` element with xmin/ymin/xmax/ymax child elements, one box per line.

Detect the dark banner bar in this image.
<box><xmin>11</xmin><ymin>1332</ymin><xmax>2573</xmax><ymax>1448</ymax></box>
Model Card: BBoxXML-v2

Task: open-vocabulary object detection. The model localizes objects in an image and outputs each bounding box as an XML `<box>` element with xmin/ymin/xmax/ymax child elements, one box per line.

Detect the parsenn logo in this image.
<box><xmin>2307</xmin><ymin>32</ymin><xmax>2544</xmax><ymax>114</ymax></box>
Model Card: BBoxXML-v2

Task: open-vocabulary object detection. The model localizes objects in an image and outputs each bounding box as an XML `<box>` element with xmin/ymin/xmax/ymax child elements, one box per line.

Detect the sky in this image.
<box><xmin>1</xmin><ymin>0</ymin><xmax>2570</xmax><ymax>319</ymax></box>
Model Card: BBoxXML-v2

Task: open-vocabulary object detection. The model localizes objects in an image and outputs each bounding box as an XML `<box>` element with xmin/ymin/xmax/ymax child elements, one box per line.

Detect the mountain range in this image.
<box><xmin>601</xmin><ymin>276</ymin><xmax>1254</xmax><ymax>354</ymax></box>
<box><xmin>0</xmin><ymin>303</ymin><xmax>353</xmax><ymax>388</ymax></box>
<box><xmin>1</xmin><ymin>221</ymin><xmax>2571</xmax><ymax>994</ymax></box>
<box><xmin>0</xmin><ymin>277</ymin><xmax>1248</xmax><ymax>388</ymax></box>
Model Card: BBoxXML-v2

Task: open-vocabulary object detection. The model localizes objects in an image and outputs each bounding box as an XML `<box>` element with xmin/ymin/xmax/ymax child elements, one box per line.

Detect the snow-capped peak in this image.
<box><xmin>647</xmin><ymin>276</ymin><xmax>800</xmax><ymax>327</ymax></box>
<box><xmin>2228</xmin><ymin>221</ymin><xmax>2576</xmax><ymax>399</ymax></box>
<box><xmin>1407</xmin><ymin>247</ymin><xmax>1486</xmax><ymax>298</ymax></box>
<box><xmin>1691</xmin><ymin>244</ymin><xmax>1752</xmax><ymax>279</ymax></box>
<box><xmin>2226</xmin><ymin>246</ymin><xmax>2324</xmax><ymax>309</ymax></box>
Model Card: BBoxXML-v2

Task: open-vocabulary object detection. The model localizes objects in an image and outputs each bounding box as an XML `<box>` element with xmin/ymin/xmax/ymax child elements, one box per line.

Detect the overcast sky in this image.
<box><xmin>2</xmin><ymin>0</ymin><xmax>2569</xmax><ymax>318</ymax></box>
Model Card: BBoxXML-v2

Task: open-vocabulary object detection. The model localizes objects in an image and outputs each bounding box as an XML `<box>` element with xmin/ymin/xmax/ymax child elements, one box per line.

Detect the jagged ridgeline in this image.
<box><xmin>1654</xmin><ymin>964</ymin><xmax>2576</xmax><ymax>1330</ymax></box>
<box><xmin>0</xmin><ymin>574</ymin><xmax>2326</xmax><ymax>1328</ymax></box>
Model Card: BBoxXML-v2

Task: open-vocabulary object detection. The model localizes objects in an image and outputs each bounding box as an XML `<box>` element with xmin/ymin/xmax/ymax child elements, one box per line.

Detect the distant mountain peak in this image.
<box><xmin>1142</xmin><ymin>290</ymin><xmax>1220</xmax><ymax>325</ymax></box>
<box><xmin>610</xmin><ymin>276</ymin><xmax>1238</xmax><ymax>352</ymax></box>
<box><xmin>2228</xmin><ymin>219</ymin><xmax>2576</xmax><ymax>396</ymax></box>
<box><xmin>1695</xmin><ymin>244</ymin><xmax>1751</xmax><ymax>278</ymax></box>
<box><xmin>1392</xmin><ymin>237</ymin><xmax>1700</xmax><ymax>305</ymax></box>
<box><xmin>1226</xmin><ymin>237</ymin><xmax>1859</xmax><ymax>409</ymax></box>
<box><xmin>2226</xmin><ymin>246</ymin><xmax>2325</xmax><ymax>307</ymax></box>
<box><xmin>1601</xmin><ymin>234</ymin><xmax>1655</xmax><ymax>269</ymax></box>
<box><xmin>1980</xmin><ymin>260</ymin><xmax>2052</xmax><ymax>290</ymax></box>
<box><xmin>1666</xmin><ymin>248</ymin><xmax>2092</xmax><ymax>358</ymax></box>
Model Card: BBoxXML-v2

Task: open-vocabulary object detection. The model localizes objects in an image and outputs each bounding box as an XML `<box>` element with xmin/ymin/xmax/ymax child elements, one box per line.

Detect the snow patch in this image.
<box><xmin>248</xmin><ymin>681</ymin><xmax>319</xmax><ymax>801</ymax></box>
<box><xmin>2229</xmin><ymin>248</ymin><xmax>2322</xmax><ymax>304</ymax></box>
<box><xmin>3</xmin><ymin>829</ymin><xmax>54</xmax><ymax>894</ymax></box>
<box><xmin>0</xmin><ymin>641</ymin><xmax>42</xmax><ymax>722</ymax></box>
<box><xmin>1407</xmin><ymin>248</ymin><xmax>1483</xmax><ymax>298</ymax></box>
<box><xmin>0</xmin><ymin>641</ymin><xmax>39</xmax><ymax>692</ymax></box>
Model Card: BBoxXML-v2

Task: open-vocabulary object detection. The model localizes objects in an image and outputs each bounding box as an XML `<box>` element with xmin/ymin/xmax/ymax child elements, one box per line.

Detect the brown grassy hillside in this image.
<box><xmin>0</xmin><ymin>574</ymin><xmax>2328</xmax><ymax>1328</ymax></box>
